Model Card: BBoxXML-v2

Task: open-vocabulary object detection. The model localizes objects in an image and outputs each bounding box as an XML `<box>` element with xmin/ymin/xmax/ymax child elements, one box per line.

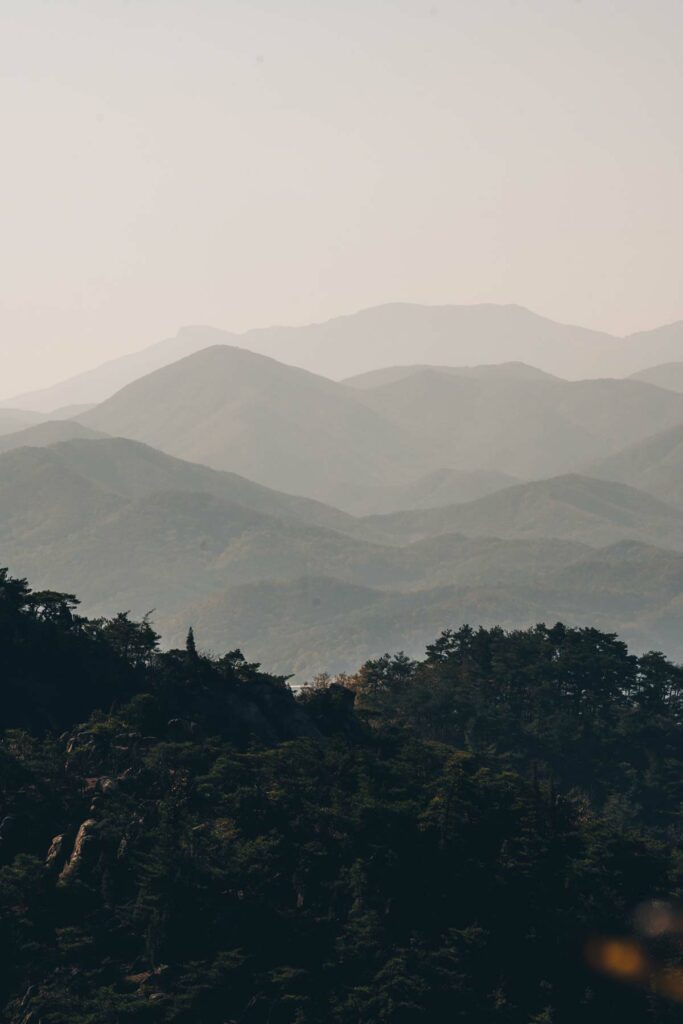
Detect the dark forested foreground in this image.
<box><xmin>4</xmin><ymin>570</ymin><xmax>683</xmax><ymax>1022</ymax></box>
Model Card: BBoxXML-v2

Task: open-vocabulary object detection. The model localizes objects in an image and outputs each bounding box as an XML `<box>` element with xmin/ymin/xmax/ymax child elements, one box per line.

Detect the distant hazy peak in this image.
<box><xmin>0</xmin><ymin>419</ymin><xmax>107</xmax><ymax>455</ymax></box>
<box><xmin>344</xmin><ymin>361</ymin><xmax>559</xmax><ymax>390</ymax></box>
<box><xmin>0</xmin><ymin>327</ymin><xmax>236</xmax><ymax>413</ymax></box>
<box><xmin>0</xmin><ymin>407</ymin><xmax>45</xmax><ymax>436</ymax></box>
<box><xmin>628</xmin><ymin>361</ymin><xmax>683</xmax><ymax>394</ymax></box>
<box><xmin>83</xmin><ymin>342</ymin><xmax>344</xmax><ymax>400</ymax></box>
<box><xmin>5</xmin><ymin>303</ymin><xmax>683</xmax><ymax>413</ymax></box>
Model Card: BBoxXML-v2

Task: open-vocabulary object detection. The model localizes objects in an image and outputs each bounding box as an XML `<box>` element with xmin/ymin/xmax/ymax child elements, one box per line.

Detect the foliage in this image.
<box><xmin>2</xmin><ymin>571</ymin><xmax>683</xmax><ymax>1021</ymax></box>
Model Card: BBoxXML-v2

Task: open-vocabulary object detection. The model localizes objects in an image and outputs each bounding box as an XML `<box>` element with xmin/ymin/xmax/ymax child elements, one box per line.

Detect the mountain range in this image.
<box><xmin>587</xmin><ymin>423</ymin><xmax>683</xmax><ymax>509</ymax></box>
<box><xmin>3</xmin><ymin>303</ymin><xmax>683</xmax><ymax>412</ymax></box>
<box><xmin>629</xmin><ymin>362</ymin><xmax>683</xmax><ymax>393</ymax></box>
<box><xmin>0</xmin><ymin>408</ymin><xmax>43</xmax><ymax>436</ymax></box>
<box><xmin>1</xmin><ymin>307</ymin><xmax>682</xmax><ymax>678</ymax></box>
<box><xmin>0</xmin><ymin>432</ymin><xmax>682</xmax><ymax>678</ymax></box>
<box><xmin>69</xmin><ymin>344</ymin><xmax>683</xmax><ymax>510</ymax></box>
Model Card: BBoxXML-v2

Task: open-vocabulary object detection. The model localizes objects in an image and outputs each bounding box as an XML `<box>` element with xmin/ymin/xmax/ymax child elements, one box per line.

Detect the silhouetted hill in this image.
<box><xmin>0</xmin><ymin>446</ymin><xmax>122</xmax><ymax>544</ymax></box>
<box><xmin>7</xmin><ymin>305</ymin><xmax>683</xmax><ymax>415</ymax></box>
<box><xmin>0</xmin><ymin>440</ymin><xmax>399</xmax><ymax>616</ymax></box>
<box><xmin>0</xmin><ymin>408</ymin><xmax>43</xmax><ymax>436</ymax></box>
<box><xmin>45</xmin><ymin>437</ymin><xmax>355</xmax><ymax>532</ymax></box>
<box><xmin>0</xmin><ymin>419</ymin><xmax>106</xmax><ymax>454</ymax></box>
<box><xmin>79</xmin><ymin>346</ymin><xmax>425</xmax><ymax>507</ymax></box>
<box><xmin>1</xmin><ymin>439</ymin><xmax>682</xmax><ymax>678</ymax></box>
<box><xmin>169</xmin><ymin>538</ymin><xmax>683</xmax><ymax>676</ymax></box>
<box><xmin>75</xmin><ymin>346</ymin><xmax>683</xmax><ymax>508</ymax></box>
<box><xmin>240</xmin><ymin>303</ymin><xmax>683</xmax><ymax>379</ymax></box>
<box><xmin>0</xmin><ymin>326</ymin><xmax>229</xmax><ymax>412</ymax></box>
<box><xmin>624</xmin><ymin>320</ymin><xmax>683</xmax><ymax>372</ymax></box>
<box><xmin>4</xmin><ymin>568</ymin><xmax>683</xmax><ymax>1022</ymax></box>
<box><xmin>588</xmin><ymin>423</ymin><xmax>683</xmax><ymax>509</ymax></box>
<box><xmin>337</xmin><ymin>467</ymin><xmax>520</xmax><ymax>514</ymax></box>
<box><xmin>50</xmin><ymin>402</ymin><xmax>96</xmax><ymax>419</ymax></box>
<box><xmin>0</xmin><ymin>444</ymin><xmax>582</xmax><ymax>624</ymax></box>
<box><xmin>343</xmin><ymin>360</ymin><xmax>558</xmax><ymax>389</ymax></box>
<box><xmin>352</xmin><ymin>370</ymin><xmax>683</xmax><ymax>478</ymax></box>
<box><xmin>28</xmin><ymin>489</ymin><xmax>415</xmax><ymax>618</ymax></box>
<box><xmin>629</xmin><ymin>361</ymin><xmax>683</xmax><ymax>393</ymax></box>
<box><xmin>356</xmin><ymin>474</ymin><xmax>683</xmax><ymax>549</ymax></box>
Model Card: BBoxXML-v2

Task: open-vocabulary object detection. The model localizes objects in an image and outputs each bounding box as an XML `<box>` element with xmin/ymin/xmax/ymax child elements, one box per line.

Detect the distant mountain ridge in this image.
<box><xmin>588</xmin><ymin>423</ymin><xmax>683</xmax><ymax>509</ymax></box>
<box><xmin>0</xmin><ymin>420</ymin><xmax>106</xmax><ymax>454</ymax></box>
<box><xmin>238</xmin><ymin>304</ymin><xmax>683</xmax><ymax>380</ymax></box>
<box><xmin>4</xmin><ymin>303</ymin><xmax>683</xmax><ymax>411</ymax></box>
<box><xmin>351</xmin><ymin>368</ymin><xmax>683</xmax><ymax>481</ymax></box>
<box><xmin>0</xmin><ymin>408</ymin><xmax>44</xmax><ymax>436</ymax></box>
<box><xmin>167</xmin><ymin>541</ymin><xmax>683</xmax><ymax>678</ymax></box>
<box><xmin>629</xmin><ymin>362</ymin><xmax>683</xmax><ymax>393</ymax></box>
<box><xmin>75</xmin><ymin>345</ymin><xmax>683</xmax><ymax>508</ymax></box>
<box><xmin>0</xmin><ymin>326</ymin><xmax>228</xmax><ymax>412</ymax></box>
<box><xmin>1</xmin><ymin>436</ymin><xmax>683</xmax><ymax>677</ymax></box>
<box><xmin>355</xmin><ymin>474</ymin><xmax>683</xmax><ymax>550</ymax></box>
<box><xmin>78</xmin><ymin>345</ymin><xmax>428</xmax><ymax>509</ymax></box>
<box><xmin>2</xmin><ymin>314</ymin><xmax>683</xmax><ymax>678</ymax></box>
<box><xmin>342</xmin><ymin>360</ymin><xmax>558</xmax><ymax>389</ymax></box>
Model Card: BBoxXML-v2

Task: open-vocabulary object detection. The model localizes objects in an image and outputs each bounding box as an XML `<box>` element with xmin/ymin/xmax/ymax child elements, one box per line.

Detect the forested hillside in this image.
<box><xmin>5</xmin><ymin>2</ymin><xmax>683</xmax><ymax>1021</ymax></box>
<box><xmin>2</xmin><ymin>439</ymin><xmax>683</xmax><ymax>675</ymax></box>
<box><xmin>3</xmin><ymin>569</ymin><xmax>683</xmax><ymax>1022</ymax></box>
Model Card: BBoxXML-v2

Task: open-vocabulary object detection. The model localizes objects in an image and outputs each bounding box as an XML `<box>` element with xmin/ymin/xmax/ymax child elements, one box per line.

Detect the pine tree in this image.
<box><xmin>186</xmin><ymin>626</ymin><xmax>198</xmax><ymax>661</ymax></box>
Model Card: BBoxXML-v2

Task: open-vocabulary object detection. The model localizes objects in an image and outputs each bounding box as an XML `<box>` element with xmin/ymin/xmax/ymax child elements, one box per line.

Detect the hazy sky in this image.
<box><xmin>1</xmin><ymin>0</ymin><xmax>682</xmax><ymax>396</ymax></box>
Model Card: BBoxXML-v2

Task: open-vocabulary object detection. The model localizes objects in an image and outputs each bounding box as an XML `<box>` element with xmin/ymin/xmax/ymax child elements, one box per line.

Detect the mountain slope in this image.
<box><xmin>356</xmin><ymin>474</ymin><xmax>683</xmax><ymax>550</ymax></box>
<box><xmin>7</xmin><ymin>305</ymin><xmax>683</xmax><ymax>415</ymax></box>
<box><xmin>166</xmin><ymin>540</ymin><xmax>683</xmax><ymax>677</ymax></box>
<box><xmin>0</xmin><ymin>420</ymin><xmax>107</xmax><ymax>454</ymax></box>
<box><xmin>77</xmin><ymin>344</ymin><xmax>683</xmax><ymax>506</ymax></box>
<box><xmin>239</xmin><ymin>303</ymin><xmax>683</xmax><ymax>380</ymax></box>
<box><xmin>0</xmin><ymin>408</ymin><xmax>44</xmax><ymax>436</ymax></box>
<box><xmin>588</xmin><ymin>423</ymin><xmax>683</xmax><ymax>509</ymax></box>
<box><xmin>4</xmin><ymin>437</ymin><xmax>356</xmax><ymax>532</ymax></box>
<box><xmin>239</xmin><ymin>304</ymin><xmax>613</xmax><ymax>379</ymax></box>
<box><xmin>629</xmin><ymin>362</ymin><xmax>683</xmax><ymax>393</ymax></box>
<box><xmin>79</xmin><ymin>346</ymin><xmax>426</xmax><ymax>507</ymax></box>
<box><xmin>1</xmin><ymin>439</ymin><xmax>682</xmax><ymax>678</ymax></box>
<box><xmin>0</xmin><ymin>441</ymin><xmax>580</xmax><ymax>621</ymax></box>
<box><xmin>351</xmin><ymin>369</ymin><xmax>683</xmax><ymax>478</ymax></box>
<box><xmin>343</xmin><ymin>360</ymin><xmax>559</xmax><ymax>390</ymax></box>
<box><xmin>0</xmin><ymin>446</ymin><xmax>124</xmax><ymax>545</ymax></box>
<box><xmin>1</xmin><ymin>326</ymin><xmax>231</xmax><ymax>412</ymax></box>
<box><xmin>623</xmin><ymin>321</ymin><xmax>683</xmax><ymax>374</ymax></box>
<box><xmin>0</xmin><ymin>444</ymin><xmax>385</xmax><ymax>616</ymax></box>
<box><xmin>0</xmin><ymin>444</ymin><xmax>583</xmax><ymax>617</ymax></box>
<box><xmin>337</xmin><ymin>467</ymin><xmax>520</xmax><ymax>515</ymax></box>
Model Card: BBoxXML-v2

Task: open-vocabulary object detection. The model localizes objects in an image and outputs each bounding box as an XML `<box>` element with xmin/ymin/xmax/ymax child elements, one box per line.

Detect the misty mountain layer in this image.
<box><xmin>1</xmin><ymin>313</ymin><xmax>682</xmax><ymax>680</ymax></box>
<box><xmin>4</xmin><ymin>303</ymin><xmax>683</xmax><ymax>412</ymax></box>
<box><xmin>75</xmin><ymin>345</ymin><xmax>683</xmax><ymax>510</ymax></box>
<box><xmin>2</xmin><ymin>436</ymin><xmax>682</xmax><ymax>678</ymax></box>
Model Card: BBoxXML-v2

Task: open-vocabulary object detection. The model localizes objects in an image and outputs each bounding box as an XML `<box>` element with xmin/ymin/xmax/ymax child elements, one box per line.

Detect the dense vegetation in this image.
<box><xmin>3</xmin><ymin>568</ymin><xmax>683</xmax><ymax>1022</ymax></box>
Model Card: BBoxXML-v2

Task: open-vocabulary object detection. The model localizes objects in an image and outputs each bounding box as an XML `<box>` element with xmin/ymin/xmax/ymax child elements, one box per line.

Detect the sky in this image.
<box><xmin>1</xmin><ymin>0</ymin><xmax>682</xmax><ymax>397</ymax></box>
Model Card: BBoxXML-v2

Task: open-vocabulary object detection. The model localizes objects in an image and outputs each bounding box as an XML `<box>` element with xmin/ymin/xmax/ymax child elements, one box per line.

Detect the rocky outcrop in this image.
<box><xmin>58</xmin><ymin>819</ymin><xmax>98</xmax><ymax>885</ymax></box>
<box><xmin>45</xmin><ymin>833</ymin><xmax>68</xmax><ymax>874</ymax></box>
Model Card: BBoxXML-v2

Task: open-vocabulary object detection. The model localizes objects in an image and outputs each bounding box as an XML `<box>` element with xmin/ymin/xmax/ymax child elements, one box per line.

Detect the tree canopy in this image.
<box><xmin>2</xmin><ymin>569</ymin><xmax>683</xmax><ymax>1022</ymax></box>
